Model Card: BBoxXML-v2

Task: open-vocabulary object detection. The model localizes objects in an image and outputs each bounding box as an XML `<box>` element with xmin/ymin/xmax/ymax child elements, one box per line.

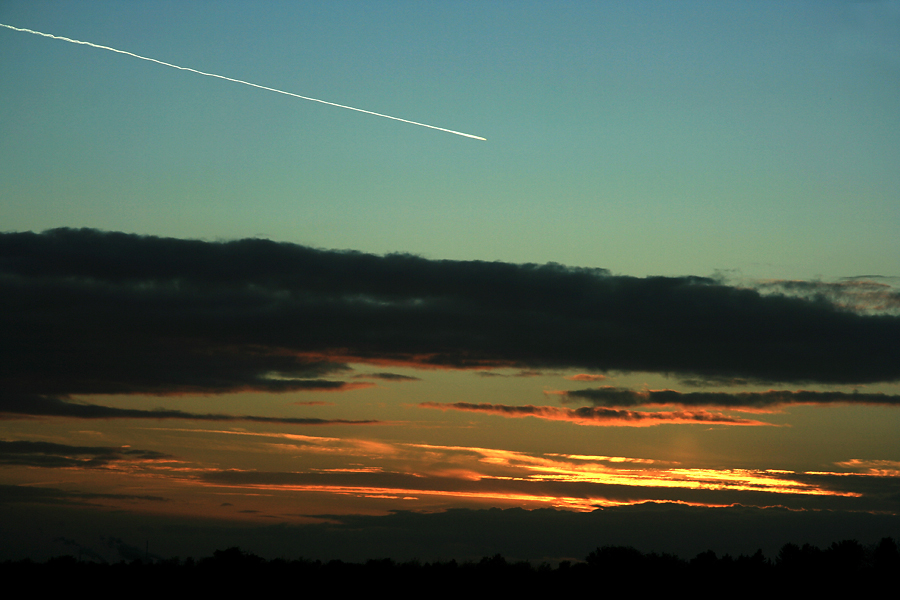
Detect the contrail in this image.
<box><xmin>0</xmin><ymin>23</ymin><xmax>486</xmax><ymax>141</ymax></box>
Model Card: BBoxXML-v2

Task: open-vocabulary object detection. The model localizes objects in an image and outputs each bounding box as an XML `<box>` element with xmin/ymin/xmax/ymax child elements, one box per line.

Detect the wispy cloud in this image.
<box><xmin>352</xmin><ymin>372</ymin><xmax>421</xmax><ymax>382</ymax></box>
<box><xmin>0</xmin><ymin>439</ymin><xmax>172</xmax><ymax>468</ymax></box>
<box><xmin>0</xmin><ymin>483</ymin><xmax>167</xmax><ymax>506</ymax></box>
<box><xmin>554</xmin><ymin>387</ymin><xmax>900</xmax><ymax>409</ymax></box>
<box><xmin>179</xmin><ymin>436</ymin><xmax>883</xmax><ymax>512</ymax></box>
<box><xmin>419</xmin><ymin>402</ymin><xmax>769</xmax><ymax>427</ymax></box>
<box><xmin>9</xmin><ymin>428</ymin><xmax>892</xmax><ymax>514</ymax></box>
<box><xmin>0</xmin><ymin>394</ymin><xmax>379</xmax><ymax>425</ymax></box>
<box><xmin>752</xmin><ymin>277</ymin><xmax>900</xmax><ymax>315</ymax></box>
<box><xmin>565</xmin><ymin>373</ymin><xmax>608</xmax><ymax>382</ymax></box>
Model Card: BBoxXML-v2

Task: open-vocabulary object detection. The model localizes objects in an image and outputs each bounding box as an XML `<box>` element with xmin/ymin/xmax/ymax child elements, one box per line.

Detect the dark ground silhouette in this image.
<box><xmin>4</xmin><ymin>537</ymin><xmax>898</xmax><ymax>593</ymax></box>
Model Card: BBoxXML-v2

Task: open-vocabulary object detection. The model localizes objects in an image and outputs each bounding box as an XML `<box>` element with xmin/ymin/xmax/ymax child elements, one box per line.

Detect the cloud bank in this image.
<box><xmin>3</xmin><ymin>228</ymin><xmax>899</xmax><ymax>420</ymax></box>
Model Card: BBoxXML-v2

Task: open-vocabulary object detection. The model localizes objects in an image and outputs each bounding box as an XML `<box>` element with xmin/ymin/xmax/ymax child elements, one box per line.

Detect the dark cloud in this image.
<box><xmin>419</xmin><ymin>402</ymin><xmax>767</xmax><ymax>426</ymax></box>
<box><xmin>352</xmin><ymin>372</ymin><xmax>421</xmax><ymax>381</ymax></box>
<box><xmin>2</xmin><ymin>227</ymin><xmax>899</xmax><ymax>416</ymax></box>
<box><xmin>753</xmin><ymin>278</ymin><xmax>900</xmax><ymax>314</ymax></box>
<box><xmin>788</xmin><ymin>471</ymin><xmax>900</xmax><ymax>504</ymax></box>
<box><xmin>0</xmin><ymin>393</ymin><xmax>379</xmax><ymax>425</ymax></box>
<box><xmin>559</xmin><ymin>387</ymin><xmax>900</xmax><ymax>409</ymax></box>
<box><xmin>0</xmin><ymin>439</ymin><xmax>170</xmax><ymax>468</ymax></box>
<box><xmin>0</xmin><ymin>483</ymin><xmax>167</xmax><ymax>506</ymax></box>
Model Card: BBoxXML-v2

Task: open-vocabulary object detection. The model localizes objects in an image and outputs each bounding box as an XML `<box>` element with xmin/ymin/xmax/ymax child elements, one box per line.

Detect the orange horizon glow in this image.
<box><xmin>110</xmin><ymin>432</ymin><xmax>866</xmax><ymax>516</ymax></box>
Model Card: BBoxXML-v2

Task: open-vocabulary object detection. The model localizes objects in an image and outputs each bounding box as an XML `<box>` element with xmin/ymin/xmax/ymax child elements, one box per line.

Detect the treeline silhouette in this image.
<box><xmin>3</xmin><ymin>538</ymin><xmax>898</xmax><ymax>592</ymax></box>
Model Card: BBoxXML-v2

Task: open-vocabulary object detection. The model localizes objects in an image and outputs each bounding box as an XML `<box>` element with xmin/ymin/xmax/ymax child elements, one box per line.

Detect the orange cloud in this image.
<box><xmin>565</xmin><ymin>373</ymin><xmax>607</xmax><ymax>382</ymax></box>
<box><xmin>419</xmin><ymin>402</ymin><xmax>770</xmax><ymax>427</ymax></box>
<box><xmin>99</xmin><ymin>431</ymin><xmax>867</xmax><ymax>517</ymax></box>
<box><xmin>558</xmin><ymin>387</ymin><xmax>900</xmax><ymax>410</ymax></box>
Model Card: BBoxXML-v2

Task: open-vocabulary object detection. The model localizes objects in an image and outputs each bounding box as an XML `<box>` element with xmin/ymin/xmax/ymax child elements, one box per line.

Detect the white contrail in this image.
<box><xmin>0</xmin><ymin>23</ymin><xmax>486</xmax><ymax>141</ymax></box>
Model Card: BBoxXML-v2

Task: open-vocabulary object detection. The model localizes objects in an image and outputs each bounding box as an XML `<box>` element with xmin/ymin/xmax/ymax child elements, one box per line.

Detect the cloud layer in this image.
<box><xmin>3</xmin><ymin>228</ymin><xmax>899</xmax><ymax>420</ymax></box>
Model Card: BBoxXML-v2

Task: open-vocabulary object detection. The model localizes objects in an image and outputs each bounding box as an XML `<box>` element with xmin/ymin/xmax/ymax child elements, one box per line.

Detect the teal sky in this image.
<box><xmin>3</xmin><ymin>0</ymin><xmax>898</xmax><ymax>279</ymax></box>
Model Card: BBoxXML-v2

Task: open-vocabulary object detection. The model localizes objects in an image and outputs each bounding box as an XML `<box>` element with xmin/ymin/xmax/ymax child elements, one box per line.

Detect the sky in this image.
<box><xmin>2</xmin><ymin>1</ymin><xmax>900</xmax><ymax>563</ymax></box>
